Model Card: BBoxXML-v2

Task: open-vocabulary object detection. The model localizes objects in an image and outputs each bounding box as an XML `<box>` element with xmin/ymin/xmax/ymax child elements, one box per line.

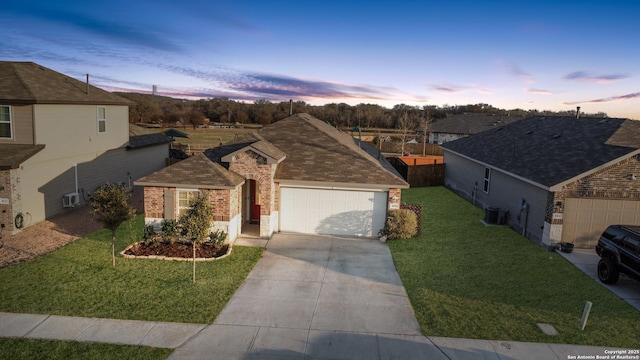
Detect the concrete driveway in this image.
<box><xmin>170</xmin><ymin>233</ymin><xmax>436</xmax><ymax>359</ymax></box>
<box><xmin>557</xmin><ymin>248</ymin><xmax>640</xmax><ymax>311</ymax></box>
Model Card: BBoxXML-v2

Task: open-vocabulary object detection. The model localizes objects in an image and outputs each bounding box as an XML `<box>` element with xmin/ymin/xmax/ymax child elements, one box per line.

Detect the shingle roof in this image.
<box><xmin>135</xmin><ymin>153</ymin><xmax>244</xmax><ymax>189</ymax></box>
<box><xmin>257</xmin><ymin>113</ymin><xmax>408</xmax><ymax>187</ymax></box>
<box><xmin>0</xmin><ymin>144</ymin><xmax>45</xmax><ymax>170</ymax></box>
<box><xmin>147</xmin><ymin>114</ymin><xmax>408</xmax><ymax>189</ymax></box>
<box><xmin>127</xmin><ymin>133</ymin><xmax>172</xmax><ymax>149</ymax></box>
<box><xmin>431</xmin><ymin>113</ymin><xmax>524</xmax><ymax>135</ymax></box>
<box><xmin>0</xmin><ymin>62</ymin><xmax>133</xmax><ymax>105</ymax></box>
<box><xmin>441</xmin><ymin>116</ymin><xmax>640</xmax><ymax>188</ymax></box>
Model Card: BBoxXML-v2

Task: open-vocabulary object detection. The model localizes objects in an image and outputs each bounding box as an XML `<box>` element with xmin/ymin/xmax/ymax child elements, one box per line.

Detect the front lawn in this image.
<box><xmin>0</xmin><ymin>215</ymin><xmax>263</xmax><ymax>324</ymax></box>
<box><xmin>0</xmin><ymin>338</ymin><xmax>172</xmax><ymax>360</ymax></box>
<box><xmin>389</xmin><ymin>187</ymin><xmax>640</xmax><ymax>348</ymax></box>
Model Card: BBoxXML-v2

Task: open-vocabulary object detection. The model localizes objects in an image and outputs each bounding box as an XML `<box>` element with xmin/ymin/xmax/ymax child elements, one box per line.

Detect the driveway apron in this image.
<box><xmin>169</xmin><ymin>233</ymin><xmax>427</xmax><ymax>359</ymax></box>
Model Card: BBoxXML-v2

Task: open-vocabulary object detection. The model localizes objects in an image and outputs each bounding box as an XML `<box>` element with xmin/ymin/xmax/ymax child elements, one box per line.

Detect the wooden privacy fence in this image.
<box><xmin>373</xmin><ymin>141</ymin><xmax>444</xmax><ymax>156</ymax></box>
<box><xmin>389</xmin><ymin>158</ymin><xmax>445</xmax><ymax>187</ymax></box>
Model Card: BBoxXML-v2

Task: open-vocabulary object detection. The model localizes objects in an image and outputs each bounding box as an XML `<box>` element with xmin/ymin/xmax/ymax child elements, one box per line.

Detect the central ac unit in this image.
<box><xmin>63</xmin><ymin>192</ymin><xmax>80</xmax><ymax>208</ymax></box>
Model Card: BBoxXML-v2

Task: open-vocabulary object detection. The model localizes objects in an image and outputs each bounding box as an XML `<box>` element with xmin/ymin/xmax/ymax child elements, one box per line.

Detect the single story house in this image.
<box><xmin>135</xmin><ymin>113</ymin><xmax>409</xmax><ymax>241</ymax></box>
<box><xmin>442</xmin><ymin>116</ymin><xmax>640</xmax><ymax>249</ymax></box>
<box><xmin>429</xmin><ymin>113</ymin><xmax>524</xmax><ymax>144</ymax></box>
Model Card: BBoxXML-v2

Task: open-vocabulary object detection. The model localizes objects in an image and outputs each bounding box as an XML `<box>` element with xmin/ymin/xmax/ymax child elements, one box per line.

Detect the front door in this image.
<box><xmin>250</xmin><ymin>180</ymin><xmax>260</xmax><ymax>224</ymax></box>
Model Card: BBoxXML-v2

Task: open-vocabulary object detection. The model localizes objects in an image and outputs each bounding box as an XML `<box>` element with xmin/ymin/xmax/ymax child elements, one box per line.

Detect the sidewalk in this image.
<box><xmin>0</xmin><ymin>311</ymin><xmax>622</xmax><ymax>359</ymax></box>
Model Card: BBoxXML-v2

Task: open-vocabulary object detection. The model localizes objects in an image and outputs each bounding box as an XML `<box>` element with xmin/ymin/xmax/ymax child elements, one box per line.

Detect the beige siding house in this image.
<box><xmin>0</xmin><ymin>61</ymin><xmax>171</xmax><ymax>235</ymax></box>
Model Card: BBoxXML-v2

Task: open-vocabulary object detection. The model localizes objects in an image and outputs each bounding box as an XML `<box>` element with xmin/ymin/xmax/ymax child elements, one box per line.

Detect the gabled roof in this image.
<box><xmin>442</xmin><ymin>116</ymin><xmax>640</xmax><ymax>189</ymax></box>
<box><xmin>431</xmin><ymin>113</ymin><xmax>524</xmax><ymax>135</ymax></box>
<box><xmin>257</xmin><ymin>113</ymin><xmax>408</xmax><ymax>188</ymax></box>
<box><xmin>127</xmin><ymin>133</ymin><xmax>173</xmax><ymax>149</ymax></box>
<box><xmin>0</xmin><ymin>144</ymin><xmax>45</xmax><ymax>170</ymax></box>
<box><xmin>135</xmin><ymin>153</ymin><xmax>244</xmax><ymax>189</ymax></box>
<box><xmin>220</xmin><ymin>138</ymin><xmax>287</xmax><ymax>164</ymax></box>
<box><xmin>144</xmin><ymin>113</ymin><xmax>408</xmax><ymax>189</ymax></box>
<box><xmin>0</xmin><ymin>62</ymin><xmax>133</xmax><ymax>105</ymax></box>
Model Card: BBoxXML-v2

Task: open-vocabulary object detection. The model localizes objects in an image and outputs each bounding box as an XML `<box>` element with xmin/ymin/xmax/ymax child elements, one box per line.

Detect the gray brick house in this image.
<box><xmin>442</xmin><ymin>116</ymin><xmax>640</xmax><ymax>249</ymax></box>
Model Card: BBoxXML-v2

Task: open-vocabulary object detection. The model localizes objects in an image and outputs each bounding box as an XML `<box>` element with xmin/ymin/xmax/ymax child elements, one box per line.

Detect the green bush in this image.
<box><xmin>208</xmin><ymin>230</ymin><xmax>228</xmax><ymax>246</ymax></box>
<box><xmin>161</xmin><ymin>219</ymin><xmax>178</xmax><ymax>236</ymax></box>
<box><xmin>379</xmin><ymin>209</ymin><xmax>418</xmax><ymax>240</ymax></box>
<box><xmin>142</xmin><ymin>224</ymin><xmax>156</xmax><ymax>241</ymax></box>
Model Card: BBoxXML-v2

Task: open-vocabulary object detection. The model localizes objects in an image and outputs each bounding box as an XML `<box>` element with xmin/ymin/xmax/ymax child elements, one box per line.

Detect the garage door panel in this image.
<box><xmin>563</xmin><ymin>198</ymin><xmax>640</xmax><ymax>248</ymax></box>
<box><xmin>280</xmin><ymin>188</ymin><xmax>387</xmax><ymax>237</ymax></box>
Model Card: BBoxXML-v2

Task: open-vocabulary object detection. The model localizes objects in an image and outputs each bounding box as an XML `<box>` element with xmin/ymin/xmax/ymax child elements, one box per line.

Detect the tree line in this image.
<box><xmin>116</xmin><ymin>92</ymin><xmax>608</xmax><ymax>130</ymax></box>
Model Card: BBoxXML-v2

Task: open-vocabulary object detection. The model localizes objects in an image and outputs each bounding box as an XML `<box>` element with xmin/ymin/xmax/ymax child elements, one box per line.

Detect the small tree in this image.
<box><xmin>90</xmin><ymin>183</ymin><xmax>136</xmax><ymax>267</ymax></box>
<box><xmin>179</xmin><ymin>191</ymin><xmax>213</xmax><ymax>283</ymax></box>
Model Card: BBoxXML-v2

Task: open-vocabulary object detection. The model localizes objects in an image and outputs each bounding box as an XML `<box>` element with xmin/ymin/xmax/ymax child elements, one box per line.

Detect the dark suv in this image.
<box><xmin>595</xmin><ymin>225</ymin><xmax>640</xmax><ymax>284</ymax></box>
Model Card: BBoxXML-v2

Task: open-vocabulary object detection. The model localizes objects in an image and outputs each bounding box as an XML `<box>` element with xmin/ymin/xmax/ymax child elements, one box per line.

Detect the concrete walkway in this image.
<box><xmin>0</xmin><ymin>234</ymin><xmax>630</xmax><ymax>359</ymax></box>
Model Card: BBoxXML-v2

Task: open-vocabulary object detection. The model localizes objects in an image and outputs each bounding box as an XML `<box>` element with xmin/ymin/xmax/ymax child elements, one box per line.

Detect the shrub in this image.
<box><xmin>142</xmin><ymin>224</ymin><xmax>156</xmax><ymax>241</ymax></box>
<box><xmin>379</xmin><ymin>209</ymin><xmax>418</xmax><ymax>240</ymax></box>
<box><xmin>161</xmin><ymin>219</ymin><xmax>179</xmax><ymax>236</ymax></box>
<box><xmin>208</xmin><ymin>230</ymin><xmax>228</xmax><ymax>247</ymax></box>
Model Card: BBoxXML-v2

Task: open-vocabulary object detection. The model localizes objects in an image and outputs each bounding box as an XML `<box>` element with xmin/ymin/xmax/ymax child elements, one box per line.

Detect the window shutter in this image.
<box><xmin>164</xmin><ymin>189</ymin><xmax>175</xmax><ymax>220</ymax></box>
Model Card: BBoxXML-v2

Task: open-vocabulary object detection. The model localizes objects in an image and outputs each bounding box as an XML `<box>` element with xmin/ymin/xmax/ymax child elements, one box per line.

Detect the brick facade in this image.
<box><xmin>0</xmin><ymin>169</ymin><xmax>22</xmax><ymax>234</ymax></box>
<box><xmin>228</xmin><ymin>150</ymin><xmax>279</xmax><ymax>238</ymax></box>
<box><xmin>543</xmin><ymin>154</ymin><xmax>640</xmax><ymax>245</ymax></box>
<box><xmin>229</xmin><ymin>150</ymin><xmax>277</xmax><ymax>217</ymax></box>
<box><xmin>143</xmin><ymin>187</ymin><xmax>164</xmax><ymax>219</ymax></box>
<box><xmin>388</xmin><ymin>188</ymin><xmax>402</xmax><ymax>210</ymax></box>
<box><xmin>546</xmin><ymin>154</ymin><xmax>640</xmax><ymax>223</ymax></box>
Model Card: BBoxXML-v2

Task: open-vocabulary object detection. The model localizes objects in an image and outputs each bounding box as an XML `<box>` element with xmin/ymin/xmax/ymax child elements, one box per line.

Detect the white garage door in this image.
<box><xmin>563</xmin><ymin>198</ymin><xmax>640</xmax><ymax>248</ymax></box>
<box><xmin>280</xmin><ymin>187</ymin><xmax>388</xmax><ymax>237</ymax></box>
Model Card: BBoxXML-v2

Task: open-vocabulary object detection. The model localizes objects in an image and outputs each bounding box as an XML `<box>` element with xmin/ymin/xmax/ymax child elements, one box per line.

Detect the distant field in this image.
<box><xmin>131</xmin><ymin>123</ymin><xmax>423</xmax><ymax>154</ymax></box>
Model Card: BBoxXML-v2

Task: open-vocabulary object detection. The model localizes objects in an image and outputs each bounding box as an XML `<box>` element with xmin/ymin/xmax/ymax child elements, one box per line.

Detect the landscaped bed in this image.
<box><xmin>122</xmin><ymin>241</ymin><xmax>230</xmax><ymax>260</ymax></box>
<box><xmin>389</xmin><ymin>187</ymin><xmax>640</xmax><ymax>348</ymax></box>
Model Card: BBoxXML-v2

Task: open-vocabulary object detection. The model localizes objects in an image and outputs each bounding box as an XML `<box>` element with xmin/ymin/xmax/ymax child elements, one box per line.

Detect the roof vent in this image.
<box><xmin>552</xmin><ymin>134</ymin><xmax>561</xmax><ymax>139</ymax></box>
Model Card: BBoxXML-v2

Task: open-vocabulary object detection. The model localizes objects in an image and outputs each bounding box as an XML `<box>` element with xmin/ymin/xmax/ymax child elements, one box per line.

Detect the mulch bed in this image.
<box><xmin>123</xmin><ymin>241</ymin><xmax>229</xmax><ymax>259</ymax></box>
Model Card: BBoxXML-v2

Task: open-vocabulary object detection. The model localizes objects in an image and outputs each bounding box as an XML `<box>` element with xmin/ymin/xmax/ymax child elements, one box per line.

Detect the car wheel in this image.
<box><xmin>597</xmin><ymin>257</ymin><xmax>619</xmax><ymax>284</ymax></box>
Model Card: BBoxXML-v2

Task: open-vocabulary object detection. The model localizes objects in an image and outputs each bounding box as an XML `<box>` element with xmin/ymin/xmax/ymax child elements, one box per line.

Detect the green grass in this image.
<box><xmin>0</xmin><ymin>338</ymin><xmax>172</xmax><ymax>360</ymax></box>
<box><xmin>0</xmin><ymin>215</ymin><xmax>264</xmax><ymax>323</ymax></box>
<box><xmin>389</xmin><ymin>187</ymin><xmax>640</xmax><ymax>348</ymax></box>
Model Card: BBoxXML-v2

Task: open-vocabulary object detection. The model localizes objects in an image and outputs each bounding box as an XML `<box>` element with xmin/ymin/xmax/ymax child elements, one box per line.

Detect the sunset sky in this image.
<box><xmin>3</xmin><ymin>0</ymin><xmax>639</xmax><ymax>119</ymax></box>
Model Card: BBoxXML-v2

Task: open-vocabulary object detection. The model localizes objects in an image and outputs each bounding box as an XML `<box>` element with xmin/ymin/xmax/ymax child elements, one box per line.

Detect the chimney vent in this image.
<box><xmin>86</xmin><ymin>74</ymin><xmax>89</xmax><ymax>94</ymax></box>
<box><xmin>576</xmin><ymin>106</ymin><xmax>581</xmax><ymax>119</ymax></box>
<box><xmin>289</xmin><ymin>99</ymin><xmax>293</xmax><ymax>116</ymax></box>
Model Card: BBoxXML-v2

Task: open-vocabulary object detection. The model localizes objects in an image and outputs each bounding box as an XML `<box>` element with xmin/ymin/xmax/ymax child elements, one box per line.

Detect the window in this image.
<box><xmin>97</xmin><ymin>106</ymin><xmax>106</xmax><ymax>133</ymax></box>
<box><xmin>483</xmin><ymin>167</ymin><xmax>491</xmax><ymax>194</ymax></box>
<box><xmin>177</xmin><ymin>189</ymin><xmax>199</xmax><ymax>218</ymax></box>
<box><xmin>0</xmin><ymin>106</ymin><xmax>12</xmax><ymax>138</ymax></box>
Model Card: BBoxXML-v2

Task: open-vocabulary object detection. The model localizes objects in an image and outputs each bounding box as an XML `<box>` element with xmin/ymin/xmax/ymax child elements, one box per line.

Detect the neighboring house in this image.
<box><xmin>0</xmin><ymin>61</ymin><xmax>171</xmax><ymax>235</ymax></box>
<box><xmin>135</xmin><ymin>113</ymin><xmax>409</xmax><ymax>241</ymax></box>
<box><xmin>429</xmin><ymin>113</ymin><xmax>524</xmax><ymax>144</ymax></box>
<box><xmin>442</xmin><ymin>116</ymin><xmax>640</xmax><ymax>249</ymax></box>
